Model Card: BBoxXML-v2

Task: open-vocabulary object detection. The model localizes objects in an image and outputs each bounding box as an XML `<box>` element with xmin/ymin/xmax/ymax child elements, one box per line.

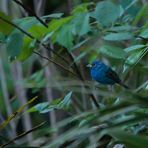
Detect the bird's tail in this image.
<box><xmin>119</xmin><ymin>82</ymin><xmax>129</xmax><ymax>89</ymax></box>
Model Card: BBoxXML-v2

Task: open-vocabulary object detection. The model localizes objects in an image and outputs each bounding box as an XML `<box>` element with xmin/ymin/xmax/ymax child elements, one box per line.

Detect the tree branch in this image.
<box><xmin>12</xmin><ymin>0</ymin><xmax>48</xmax><ymax>28</ymax></box>
<box><xmin>33</xmin><ymin>50</ymin><xmax>78</xmax><ymax>78</ymax></box>
<box><xmin>1</xmin><ymin>122</ymin><xmax>46</xmax><ymax>148</ymax></box>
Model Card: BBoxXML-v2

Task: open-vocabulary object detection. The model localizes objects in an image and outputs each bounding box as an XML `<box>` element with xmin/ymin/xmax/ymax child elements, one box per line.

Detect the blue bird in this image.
<box><xmin>87</xmin><ymin>60</ymin><xmax>129</xmax><ymax>89</ymax></box>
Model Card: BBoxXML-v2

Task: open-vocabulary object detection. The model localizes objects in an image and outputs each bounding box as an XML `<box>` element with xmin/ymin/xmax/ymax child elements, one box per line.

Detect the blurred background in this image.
<box><xmin>0</xmin><ymin>0</ymin><xmax>147</xmax><ymax>147</ymax></box>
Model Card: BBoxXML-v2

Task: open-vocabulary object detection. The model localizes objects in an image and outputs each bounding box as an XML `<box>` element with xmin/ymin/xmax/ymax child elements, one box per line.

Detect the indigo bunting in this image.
<box><xmin>87</xmin><ymin>60</ymin><xmax>128</xmax><ymax>89</ymax></box>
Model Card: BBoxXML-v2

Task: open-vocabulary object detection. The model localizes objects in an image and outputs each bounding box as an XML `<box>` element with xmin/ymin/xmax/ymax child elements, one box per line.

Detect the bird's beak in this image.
<box><xmin>86</xmin><ymin>64</ymin><xmax>92</xmax><ymax>68</ymax></box>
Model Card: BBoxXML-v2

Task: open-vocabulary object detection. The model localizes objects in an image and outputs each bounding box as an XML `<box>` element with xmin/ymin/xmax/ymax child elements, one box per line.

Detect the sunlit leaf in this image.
<box><xmin>0</xmin><ymin>12</ymin><xmax>14</xmax><ymax>35</ymax></box>
<box><xmin>17</xmin><ymin>37</ymin><xmax>34</xmax><ymax>61</ymax></box>
<box><xmin>72</xmin><ymin>3</ymin><xmax>91</xmax><ymax>14</ymax></box>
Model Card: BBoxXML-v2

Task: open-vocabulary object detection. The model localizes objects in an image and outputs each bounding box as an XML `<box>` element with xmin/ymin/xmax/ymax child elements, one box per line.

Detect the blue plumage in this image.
<box><xmin>87</xmin><ymin>60</ymin><xmax>128</xmax><ymax>88</ymax></box>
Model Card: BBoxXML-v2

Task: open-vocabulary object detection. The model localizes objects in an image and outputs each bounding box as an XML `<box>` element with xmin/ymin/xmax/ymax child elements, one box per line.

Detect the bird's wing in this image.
<box><xmin>106</xmin><ymin>68</ymin><xmax>121</xmax><ymax>84</ymax></box>
<box><xmin>106</xmin><ymin>68</ymin><xmax>129</xmax><ymax>89</ymax></box>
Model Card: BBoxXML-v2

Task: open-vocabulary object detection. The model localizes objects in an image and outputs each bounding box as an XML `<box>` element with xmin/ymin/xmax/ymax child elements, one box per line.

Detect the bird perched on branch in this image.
<box><xmin>87</xmin><ymin>60</ymin><xmax>129</xmax><ymax>89</ymax></box>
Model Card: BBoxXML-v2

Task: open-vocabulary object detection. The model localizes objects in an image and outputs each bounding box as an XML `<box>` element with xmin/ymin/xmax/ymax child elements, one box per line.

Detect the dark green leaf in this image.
<box><xmin>6</xmin><ymin>32</ymin><xmax>23</xmax><ymax>60</ymax></box>
<box><xmin>0</xmin><ymin>32</ymin><xmax>6</xmax><ymax>42</ymax></box>
<box><xmin>109</xmin><ymin>129</ymin><xmax>148</xmax><ymax>148</ymax></box>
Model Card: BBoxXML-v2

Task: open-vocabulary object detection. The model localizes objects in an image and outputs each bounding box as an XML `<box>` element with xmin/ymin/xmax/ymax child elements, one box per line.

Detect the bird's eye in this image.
<box><xmin>92</xmin><ymin>63</ymin><xmax>96</xmax><ymax>67</ymax></box>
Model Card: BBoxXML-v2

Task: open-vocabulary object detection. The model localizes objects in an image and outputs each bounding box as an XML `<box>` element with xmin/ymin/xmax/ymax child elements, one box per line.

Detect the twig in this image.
<box><xmin>1</xmin><ymin>122</ymin><xmax>46</xmax><ymax>148</ymax></box>
<box><xmin>33</xmin><ymin>50</ymin><xmax>78</xmax><ymax>78</ymax></box>
<box><xmin>12</xmin><ymin>0</ymin><xmax>48</xmax><ymax>28</ymax></box>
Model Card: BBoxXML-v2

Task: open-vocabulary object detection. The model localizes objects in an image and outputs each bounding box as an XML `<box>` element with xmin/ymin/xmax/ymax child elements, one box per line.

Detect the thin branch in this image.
<box><xmin>0</xmin><ymin>15</ymin><xmax>69</xmax><ymax>64</ymax></box>
<box><xmin>33</xmin><ymin>50</ymin><xmax>78</xmax><ymax>78</ymax></box>
<box><xmin>12</xmin><ymin>0</ymin><xmax>48</xmax><ymax>28</ymax></box>
<box><xmin>1</xmin><ymin>122</ymin><xmax>46</xmax><ymax>148</ymax></box>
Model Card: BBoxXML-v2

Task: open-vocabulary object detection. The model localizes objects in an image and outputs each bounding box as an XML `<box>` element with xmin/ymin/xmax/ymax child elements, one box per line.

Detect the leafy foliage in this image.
<box><xmin>0</xmin><ymin>0</ymin><xmax>148</xmax><ymax>147</ymax></box>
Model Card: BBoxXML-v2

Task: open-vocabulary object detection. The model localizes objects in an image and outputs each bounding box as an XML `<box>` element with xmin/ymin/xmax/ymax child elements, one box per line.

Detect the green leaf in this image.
<box><xmin>124</xmin><ymin>45</ymin><xmax>146</xmax><ymax>52</ymax></box>
<box><xmin>47</xmin><ymin>17</ymin><xmax>73</xmax><ymax>43</ymax></box>
<box><xmin>140</xmin><ymin>29</ymin><xmax>148</xmax><ymax>39</ymax></box>
<box><xmin>125</xmin><ymin>49</ymin><xmax>146</xmax><ymax>65</ymax></box>
<box><xmin>123</xmin><ymin>48</ymin><xmax>147</xmax><ymax>72</ymax></box>
<box><xmin>58</xmin><ymin>91</ymin><xmax>73</xmax><ymax>109</ymax></box>
<box><xmin>132</xmin><ymin>3</ymin><xmax>148</xmax><ymax>25</ymax></box>
<box><xmin>0</xmin><ymin>12</ymin><xmax>14</xmax><ymax>35</ymax></box>
<box><xmin>72</xmin><ymin>13</ymin><xmax>90</xmax><ymax>36</ymax></box>
<box><xmin>6</xmin><ymin>32</ymin><xmax>23</xmax><ymax>60</ymax></box>
<box><xmin>28</xmin><ymin>102</ymin><xmax>49</xmax><ymax>112</ymax></box>
<box><xmin>92</xmin><ymin>1</ymin><xmax>120</xmax><ymax>26</ymax></box>
<box><xmin>42</xmin><ymin>13</ymin><xmax>64</xmax><ymax>19</ymax></box>
<box><xmin>99</xmin><ymin>45</ymin><xmax>126</xmax><ymax>59</ymax></box>
<box><xmin>47</xmin><ymin>17</ymin><xmax>73</xmax><ymax>33</ymax></box>
<box><xmin>17</xmin><ymin>37</ymin><xmax>34</xmax><ymax>61</ymax></box>
<box><xmin>28</xmin><ymin>99</ymin><xmax>61</xmax><ymax>113</ymax></box>
<box><xmin>14</xmin><ymin>17</ymin><xmax>38</xmax><ymax>31</ymax></box>
<box><xmin>103</xmin><ymin>32</ymin><xmax>132</xmax><ymax>41</ymax></box>
<box><xmin>109</xmin><ymin>129</ymin><xmax>148</xmax><ymax>148</ymax></box>
<box><xmin>56</xmin><ymin>24</ymin><xmax>73</xmax><ymax>49</ymax></box>
<box><xmin>71</xmin><ymin>3</ymin><xmax>91</xmax><ymax>14</ymax></box>
<box><xmin>28</xmin><ymin>91</ymin><xmax>72</xmax><ymax>113</ymax></box>
<box><xmin>110</xmin><ymin>25</ymin><xmax>132</xmax><ymax>32</ymax></box>
<box><xmin>28</xmin><ymin>25</ymin><xmax>48</xmax><ymax>39</ymax></box>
